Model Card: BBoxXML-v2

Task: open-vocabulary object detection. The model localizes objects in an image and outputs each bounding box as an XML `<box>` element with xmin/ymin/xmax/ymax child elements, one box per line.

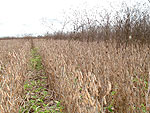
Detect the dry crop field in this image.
<box><xmin>0</xmin><ymin>38</ymin><xmax>150</xmax><ymax>113</ymax></box>
<box><xmin>0</xmin><ymin>39</ymin><xmax>31</xmax><ymax>113</ymax></box>
<box><xmin>34</xmin><ymin>39</ymin><xmax>150</xmax><ymax>113</ymax></box>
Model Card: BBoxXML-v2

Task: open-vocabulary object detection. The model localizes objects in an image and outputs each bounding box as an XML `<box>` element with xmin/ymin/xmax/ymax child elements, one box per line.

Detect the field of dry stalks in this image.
<box><xmin>0</xmin><ymin>2</ymin><xmax>149</xmax><ymax>113</ymax></box>
<box><xmin>0</xmin><ymin>38</ymin><xmax>150</xmax><ymax>113</ymax></box>
<box><xmin>0</xmin><ymin>39</ymin><xmax>31</xmax><ymax>113</ymax></box>
<box><xmin>34</xmin><ymin>39</ymin><xmax>150</xmax><ymax>113</ymax></box>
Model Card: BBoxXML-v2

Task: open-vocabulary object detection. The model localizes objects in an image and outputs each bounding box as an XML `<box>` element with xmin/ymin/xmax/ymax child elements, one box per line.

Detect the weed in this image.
<box><xmin>30</xmin><ymin>48</ymin><xmax>43</xmax><ymax>70</ymax></box>
<box><xmin>141</xmin><ymin>104</ymin><xmax>147</xmax><ymax>113</ymax></box>
<box><xmin>20</xmin><ymin>47</ymin><xmax>64</xmax><ymax>113</ymax></box>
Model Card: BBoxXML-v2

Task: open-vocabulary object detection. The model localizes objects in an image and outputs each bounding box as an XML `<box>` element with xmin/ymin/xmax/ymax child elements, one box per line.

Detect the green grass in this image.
<box><xmin>30</xmin><ymin>48</ymin><xmax>43</xmax><ymax>71</ymax></box>
<box><xmin>20</xmin><ymin>48</ymin><xmax>64</xmax><ymax>113</ymax></box>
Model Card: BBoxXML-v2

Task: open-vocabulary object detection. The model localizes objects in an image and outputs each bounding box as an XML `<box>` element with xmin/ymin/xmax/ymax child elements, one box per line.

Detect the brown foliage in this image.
<box><xmin>34</xmin><ymin>38</ymin><xmax>150</xmax><ymax>113</ymax></box>
<box><xmin>0</xmin><ymin>39</ymin><xmax>31</xmax><ymax>113</ymax></box>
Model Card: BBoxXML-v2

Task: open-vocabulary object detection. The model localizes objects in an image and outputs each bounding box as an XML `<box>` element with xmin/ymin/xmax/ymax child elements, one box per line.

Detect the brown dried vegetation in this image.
<box><xmin>34</xmin><ymin>39</ymin><xmax>150</xmax><ymax>113</ymax></box>
<box><xmin>0</xmin><ymin>2</ymin><xmax>150</xmax><ymax>113</ymax></box>
<box><xmin>0</xmin><ymin>39</ymin><xmax>31</xmax><ymax>113</ymax></box>
<box><xmin>0</xmin><ymin>37</ymin><xmax>150</xmax><ymax>113</ymax></box>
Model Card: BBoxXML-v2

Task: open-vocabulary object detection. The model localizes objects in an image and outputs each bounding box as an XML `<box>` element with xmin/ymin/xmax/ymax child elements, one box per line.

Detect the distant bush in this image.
<box><xmin>44</xmin><ymin>2</ymin><xmax>150</xmax><ymax>44</ymax></box>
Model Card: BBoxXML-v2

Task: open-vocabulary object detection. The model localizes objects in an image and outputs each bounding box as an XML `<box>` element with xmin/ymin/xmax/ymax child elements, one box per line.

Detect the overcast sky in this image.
<box><xmin>0</xmin><ymin>0</ymin><xmax>149</xmax><ymax>37</ymax></box>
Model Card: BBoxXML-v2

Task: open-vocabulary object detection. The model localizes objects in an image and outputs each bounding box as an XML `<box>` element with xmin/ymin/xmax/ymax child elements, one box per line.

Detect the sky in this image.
<box><xmin>0</xmin><ymin>0</ymin><xmax>149</xmax><ymax>37</ymax></box>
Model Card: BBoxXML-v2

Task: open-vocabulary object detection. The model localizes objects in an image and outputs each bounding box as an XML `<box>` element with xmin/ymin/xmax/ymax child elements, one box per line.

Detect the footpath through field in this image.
<box><xmin>20</xmin><ymin>42</ymin><xmax>63</xmax><ymax>113</ymax></box>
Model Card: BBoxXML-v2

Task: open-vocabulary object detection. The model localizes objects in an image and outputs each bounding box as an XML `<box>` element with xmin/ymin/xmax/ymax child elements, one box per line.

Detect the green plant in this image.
<box><xmin>111</xmin><ymin>91</ymin><xmax>116</xmax><ymax>96</ymax></box>
<box><xmin>30</xmin><ymin>48</ymin><xmax>43</xmax><ymax>70</ymax></box>
<box><xmin>105</xmin><ymin>99</ymin><xmax>115</xmax><ymax>112</ymax></box>
<box><xmin>141</xmin><ymin>104</ymin><xmax>146</xmax><ymax>113</ymax></box>
<box><xmin>20</xmin><ymin>47</ymin><xmax>64</xmax><ymax>113</ymax></box>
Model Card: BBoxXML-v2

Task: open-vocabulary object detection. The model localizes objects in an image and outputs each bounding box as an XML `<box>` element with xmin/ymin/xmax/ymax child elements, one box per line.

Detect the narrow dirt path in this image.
<box><xmin>20</xmin><ymin>46</ymin><xmax>63</xmax><ymax>113</ymax></box>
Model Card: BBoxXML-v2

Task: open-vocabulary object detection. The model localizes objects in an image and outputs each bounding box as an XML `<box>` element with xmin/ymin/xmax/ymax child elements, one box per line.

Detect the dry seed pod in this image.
<box><xmin>103</xmin><ymin>80</ymin><xmax>112</xmax><ymax>105</ymax></box>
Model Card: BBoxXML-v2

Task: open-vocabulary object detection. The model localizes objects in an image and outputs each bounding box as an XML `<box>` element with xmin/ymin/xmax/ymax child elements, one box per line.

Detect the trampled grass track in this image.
<box><xmin>20</xmin><ymin>48</ymin><xmax>64</xmax><ymax>113</ymax></box>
